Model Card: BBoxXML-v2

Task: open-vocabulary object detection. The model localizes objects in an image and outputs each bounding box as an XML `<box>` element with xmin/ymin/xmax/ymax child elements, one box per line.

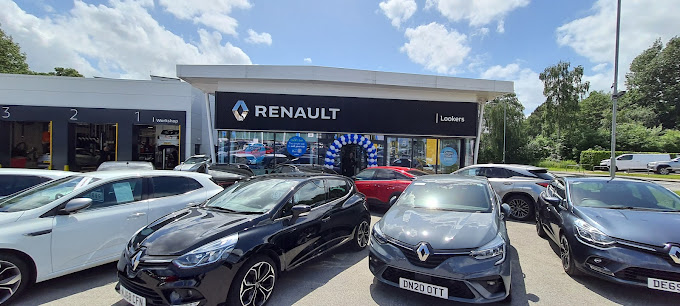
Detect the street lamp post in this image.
<box><xmin>610</xmin><ymin>0</ymin><xmax>622</xmax><ymax>179</ymax></box>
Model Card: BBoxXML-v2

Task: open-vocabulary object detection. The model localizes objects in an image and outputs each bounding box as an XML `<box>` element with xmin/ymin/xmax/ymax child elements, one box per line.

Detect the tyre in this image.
<box><xmin>658</xmin><ymin>167</ymin><xmax>670</xmax><ymax>175</ymax></box>
<box><xmin>351</xmin><ymin>219</ymin><xmax>370</xmax><ymax>251</ymax></box>
<box><xmin>559</xmin><ymin>234</ymin><xmax>580</xmax><ymax>276</ymax></box>
<box><xmin>535</xmin><ymin>213</ymin><xmax>547</xmax><ymax>238</ymax></box>
<box><xmin>506</xmin><ymin>194</ymin><xmax>534</xmax><ymax>221</ymax></box>
<box><xmin>0</xmin><ymin>253</ymin><xmax>32</xmax><ymax>305</ymax></box>
<box><xmin>227</xmin><ymin>255</ymin><xmax>278</xmax><ymax>306</ymax></box>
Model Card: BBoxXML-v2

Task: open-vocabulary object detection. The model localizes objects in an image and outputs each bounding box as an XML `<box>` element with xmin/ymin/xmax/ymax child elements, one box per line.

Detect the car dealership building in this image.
<box><xmin>177</xmin><ymin>65</ymin><xmax>513</xmax><ymax>176</ymax></box>
<box><xmin>0</xmin><ymin>74</ymin><xmax>209</xmax><ymax>171</ymax></box>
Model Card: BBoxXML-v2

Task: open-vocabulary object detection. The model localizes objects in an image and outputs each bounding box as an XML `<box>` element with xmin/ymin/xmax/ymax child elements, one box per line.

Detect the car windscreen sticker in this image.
<box><xmin>113</xmin><ymin>182</ymin><xmax>135</xmax><ymax>203</ymax></box>
<box><xmin>74</xmin><ymin>177</ymin><xmax>93</xmax><ymax>189</ymax></box>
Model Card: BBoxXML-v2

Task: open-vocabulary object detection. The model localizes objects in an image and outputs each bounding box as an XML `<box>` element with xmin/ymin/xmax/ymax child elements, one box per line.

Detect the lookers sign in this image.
<box><xmin>215</xmin><ymin>92</ymin><xmax>478</xmax><ymax>137</ymax></box>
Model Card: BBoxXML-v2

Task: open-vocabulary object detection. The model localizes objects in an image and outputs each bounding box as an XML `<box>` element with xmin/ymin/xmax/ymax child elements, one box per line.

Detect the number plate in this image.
<box><xmin>648</xmin><ymin>278</ymin><xmax>680</xmax><ymax>294</ymax></box>
<box><xmin>120</xmin><ymin>285</ymin><xmax>147</xmax><ymax>306</ymax></box>
<box><xmin>399</xmin><ymin>277</ymin><xmax>449</xmax><ymax>299</ymax></box>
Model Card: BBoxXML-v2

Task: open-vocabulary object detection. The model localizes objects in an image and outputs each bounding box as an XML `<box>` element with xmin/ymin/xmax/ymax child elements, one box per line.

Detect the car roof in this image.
<box><xmin>561</xmin><ymin>175</ymin><xmax>653</xmax><ymax>183</ymax></box>
<box><xmin>0</xmin><ymin>168</ymin><xmax>74</xmax><ymax>178</ymax></box>
<box><xmin>258</xmin><ymin>173</ymin><xmax>343</xmax><ymax>180</ymax></box>
<box><xmin>416</xmin><ymin>174</ymin><xmax>489</xmax><ymax>183</ymax></box>
<box><xmin>370</xmin><ymin>166</ymin><xmax>419</xmax><ymax>171</ymax></box>
<box><xmin>71</xmin><ymin>170</ymin><xmax>212</xmax><ymax>180</ymax></box>
<box><xmin>467</xmin><ymin>164</ymin><xmax>548</xmax><ymax>171</ymax></box>
<box><xmin>100</xmin><ymin>161</ymin><xmax>152</xmax><ymax>165</ymax></box>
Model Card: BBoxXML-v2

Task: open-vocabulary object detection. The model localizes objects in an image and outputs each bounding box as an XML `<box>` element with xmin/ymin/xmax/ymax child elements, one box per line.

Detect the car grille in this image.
<box><xmin>617</xmin><ymin>267</ymin><xmax>680</xmax><ymax>283</ymax></box>
<box><xmin>382</xmin><ymin>267</ymin><xmax>475</xmax><ymax>299</ymax></box>
<box><xmin>118</xmin><ymin>272</ymin><xmax>165</xmax><ymax>305</ymax></box>
<box><xmin>391</xmin><ymin>243</ymin><xmax>465</xmax><ymax>269</ymax></box>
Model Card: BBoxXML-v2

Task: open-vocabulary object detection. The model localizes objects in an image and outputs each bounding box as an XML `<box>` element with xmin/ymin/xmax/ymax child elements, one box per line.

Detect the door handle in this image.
<box><xmin>321</xmin><ymin>215</ymin><xmax>331</xmax><ymax>222</ymax></box>
<box><xmin>503</xmin><ymin>182</ymin><xmax>512</xmax><ymax>185</ymax></box>
<box><xmin>127</xmin><ymin>212</ymin><xmax>147</xmax><ymax>219</ymax></box>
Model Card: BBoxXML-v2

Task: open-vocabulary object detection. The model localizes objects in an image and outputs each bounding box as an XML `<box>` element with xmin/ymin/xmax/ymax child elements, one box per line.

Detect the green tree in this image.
<box><xmin>1</xmin><ymin>24</ymin><xmax>83</xmax><ymax>77</ymax></box>
<box><xmin>538</xmin><ymin>61</ymin><xmax>590</xmax><ymax>140</ymax></box>
<box><xmin>479</xmin><ymin>93</ymin><xmax>528</xmax><ymax>164</ymax></box>
<box><xmin>625</xmin><ymin>37</ymin><xmax>680</xmax><ymax>129</ymax></box>
<box><xmin>0</xmin><ymin>26</ymin><xmax>30</xmax><ymax>74</ymax></box>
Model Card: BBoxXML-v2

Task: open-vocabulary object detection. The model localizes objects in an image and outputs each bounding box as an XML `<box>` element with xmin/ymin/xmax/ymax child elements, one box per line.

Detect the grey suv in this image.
<box><xmin>454</xmin><ymin>164</ymin><xmax>554</xmax><ymax>221</ymax></box>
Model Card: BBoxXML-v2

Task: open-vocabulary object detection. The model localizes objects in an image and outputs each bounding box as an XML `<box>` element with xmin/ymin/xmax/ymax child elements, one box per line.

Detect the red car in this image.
<box><xmin>353</xmin><ymin>166</ymin><xmax>428</xmax><ymax>206</ymax></box>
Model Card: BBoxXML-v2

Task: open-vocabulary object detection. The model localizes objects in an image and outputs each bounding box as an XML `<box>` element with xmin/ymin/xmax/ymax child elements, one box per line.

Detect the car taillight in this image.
<box><xmin>536</xmin><ymin>182</ymin><xmax>549</xmax><ymax>188</ymax></box>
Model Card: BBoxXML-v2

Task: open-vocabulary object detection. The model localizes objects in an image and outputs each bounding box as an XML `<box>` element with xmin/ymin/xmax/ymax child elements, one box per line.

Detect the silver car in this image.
<box><xmin>647</xmin><ymin>157</ymin><xmax>680</xmax><ymax>174</ymax></box>
<box><xmin>454</xmin><ymin>164</ymin><xmax>554</xmax><ymax>221</ymax></box>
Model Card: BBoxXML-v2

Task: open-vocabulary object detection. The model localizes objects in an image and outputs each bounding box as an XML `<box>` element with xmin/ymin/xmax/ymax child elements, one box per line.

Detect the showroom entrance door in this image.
<box><xmin>340</xmin><ymin>145</ymin><xmax>366</xmax><ymax>177</ymax></box>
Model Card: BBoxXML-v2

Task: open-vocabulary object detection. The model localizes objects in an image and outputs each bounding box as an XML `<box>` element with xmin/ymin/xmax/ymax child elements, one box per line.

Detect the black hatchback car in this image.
<box><xmin>537</xmin><ymin>176</ymin><xmax>680</xmax><ymax>292</ymax></box>
<box><xmin>369</xmin><ymin>175</ymin><xmax>513</xmax><ymax>303</ymax></box>
<box><xmin>116</xmin><ymin>173</ymin><xmax>370</xmax><ymax>306</ymax></box>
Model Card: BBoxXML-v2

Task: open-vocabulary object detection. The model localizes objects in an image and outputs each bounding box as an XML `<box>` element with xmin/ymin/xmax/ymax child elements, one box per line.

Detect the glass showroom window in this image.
<box><xmin>437</xmin><ymin>139</ymin><xmax>462</xmax><ymax>174</ymax></box>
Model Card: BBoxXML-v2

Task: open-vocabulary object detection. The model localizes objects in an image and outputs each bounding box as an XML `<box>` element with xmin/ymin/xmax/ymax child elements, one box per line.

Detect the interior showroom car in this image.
<box><xmin>0</xmin><ymin>170</ymin><xmax>222</xmax><ymax>304</ymax></box>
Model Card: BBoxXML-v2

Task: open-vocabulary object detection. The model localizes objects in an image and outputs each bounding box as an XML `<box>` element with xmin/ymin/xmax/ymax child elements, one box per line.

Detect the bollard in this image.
<box><xmin>64</xmin><ymin>165</ymin><xmax>70</xmax><ymax>171</ymax></box>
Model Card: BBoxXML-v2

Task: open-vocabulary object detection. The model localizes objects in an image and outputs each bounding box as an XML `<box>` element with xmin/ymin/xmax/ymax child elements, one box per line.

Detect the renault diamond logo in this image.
<box><xmin>669</xmin><ymin>245</ymin><xmax>680</xmax><ymax>264</ymax></box>
<box><xmin>232</xmin><ymin>100</ymin><xmax>249</xmax><ymax>121</ymax></box>
<box><xmin>416</xmin><ymin>242</ymin><xmax>431</xmax><ymax>262</ymax></box>
<box><xmin>131</xmin><ymin>249</ymin><xmax>144</xmax><ymax>271</ymax></box>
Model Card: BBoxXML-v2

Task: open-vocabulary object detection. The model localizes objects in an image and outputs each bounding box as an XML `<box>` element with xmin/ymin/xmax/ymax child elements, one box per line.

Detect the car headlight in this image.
<box><xmin>574</xmin><ymin>219</ymin><xmax>614</xmax><ymax>247</ymax></box>
<box><xmin>470</xmin><ymin>234</ymin><xmax>506</xmax><ymax>265</ymax></box>
<box><xmin>371</xmin><ymin>224</ymin><xmax>387</xmax><ymax>244</ymax></box>
<box><xmin>172</xmin><ymin>233</ymin><xmax>238</xmax><ymax>268</ymax></box>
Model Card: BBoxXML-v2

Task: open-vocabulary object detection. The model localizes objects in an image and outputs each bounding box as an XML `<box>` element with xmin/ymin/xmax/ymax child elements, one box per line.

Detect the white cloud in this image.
<box><xmin>496</xmin><ymin>20</ymin><xmax>505</xmax><ymax>33</ymax></box>
<box><xmin>401</xmin><ymin>22</ymin><xmax>470</xmax><ymax>74</ymax></box>
<box><xmin>0</xmin><ymin>0</ymin><xmax>251</xmax><ymax>79</ymax></box>
<box><xmin>556</xmin><ymin>0</ymin><xmax>680</xmax><ymax>91</ymax></box>
<box><xmin>591</xmin><ymin>63</ymin><xmax>608</xmax><ymax>72</ymax></box>
<box><xmin>481</xmin><ymin>63</ymin><xmax>544</xmax><ymax>115</ymax></box>
<box><xmin>245</xmin><ymin>29</ymin><xmax>272</xmax><ymax>45</ymax></box>
<box><xmin>379</xmin><ymin>0</ymin><xmax>417</xmax><ymax>28</ymax></box>
<box><xmin>304</xmin><ymin>58</ymin><xmax>312</xmax><ymax>64</ymax></box>
<box><xmin>426</xmin><ymin>0</ymin><xmax>529</xmax><ymax>31</ymax></box>
<box><xmin>158</xmin><ymin>0</ymin><xmax>251</xmax><ymax>36</ymax></box>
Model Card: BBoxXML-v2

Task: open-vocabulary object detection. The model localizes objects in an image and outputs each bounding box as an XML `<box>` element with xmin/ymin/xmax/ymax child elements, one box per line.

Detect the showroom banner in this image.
<box><xmin>215</xmin><ymin>92</ymin><xmax>478</xmax><ymax>137</ymax></box>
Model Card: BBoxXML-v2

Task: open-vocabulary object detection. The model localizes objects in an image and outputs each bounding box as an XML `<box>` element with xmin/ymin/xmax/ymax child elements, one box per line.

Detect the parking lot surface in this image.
<box><xmin>14</xmin><ymin>211</ymin><xmax>677</xmax><ymax>306</ymax></box>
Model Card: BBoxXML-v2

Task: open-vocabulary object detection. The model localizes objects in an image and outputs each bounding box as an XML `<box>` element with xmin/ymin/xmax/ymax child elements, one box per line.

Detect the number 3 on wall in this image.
<box><xmin>70</xmin><ymin>108</ymin><xmax>78</xmax><ymax>121</ymax></box>
<box><xmin>2</xmin><ymin>107</ymin><xmax>9</xmax><ymax>119</ymax></box>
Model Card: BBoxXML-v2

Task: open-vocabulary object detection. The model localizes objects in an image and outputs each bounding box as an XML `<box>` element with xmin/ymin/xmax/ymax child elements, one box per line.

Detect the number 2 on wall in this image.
<box><xmin>2</xmin><ymin>107</ymin><xmax>9</xmax><ymax>119</ymax></box>
<box><xmin>70</xmin><ymin>109</ymin><xmax>78</xmax><ymax>120</ymax></box>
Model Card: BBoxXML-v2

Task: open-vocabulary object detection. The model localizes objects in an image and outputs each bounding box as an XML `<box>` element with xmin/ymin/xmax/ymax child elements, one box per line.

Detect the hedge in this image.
<box><xmin>580</xmin><ymin>150</ymin><xmax>680</xmax><ymax>167</ymax></box>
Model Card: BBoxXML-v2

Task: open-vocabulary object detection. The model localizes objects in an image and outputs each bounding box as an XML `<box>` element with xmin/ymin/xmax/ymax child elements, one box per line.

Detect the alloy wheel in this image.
<box><xmin>560</xmin><ymin>236</ymin><xmax>571</xmax><ymax>271</ymax></box>
<box><xmin>509</xmin><ymin>198</ymin><xmax>530</xmax><ymax>219</ymax></box>
<box><xmin>659</xmin><ymin>167</ymin><xmax>670</xmax><ymax>175</ymax></box>
<box><xmin>239</xmin><ymin>261</ymin><xmax>276</xmax><ymax>306</ymax></box>
<box><xmin>357</xmin><ymin>221</ymin><xmax>370</xmax><ymax>247</ymax></box>
<box><xmin>0</xmin><ymin>260</ymin><xmax>21</xmax><ymax>304</ymax></box>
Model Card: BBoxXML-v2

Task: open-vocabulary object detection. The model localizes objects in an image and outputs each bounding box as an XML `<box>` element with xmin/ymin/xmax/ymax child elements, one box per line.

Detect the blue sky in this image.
<box><xmin>2</xmin><ymin>0</ymin><xmax>679</xmax><ymax>114</ymax></box>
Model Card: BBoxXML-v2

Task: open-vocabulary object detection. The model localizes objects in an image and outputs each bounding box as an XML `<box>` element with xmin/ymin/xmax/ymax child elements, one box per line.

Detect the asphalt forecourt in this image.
<box><xmin>16</xmin><ymin>214</ymin><xmax>676</xmax><ymax>306</ymax></box>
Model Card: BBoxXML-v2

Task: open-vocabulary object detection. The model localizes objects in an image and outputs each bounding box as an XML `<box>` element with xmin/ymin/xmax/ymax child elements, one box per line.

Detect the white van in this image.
<box><xmin>600</xmin><ymin>153</ymin><xmax>671</xmax><ymax>171</ymax></box>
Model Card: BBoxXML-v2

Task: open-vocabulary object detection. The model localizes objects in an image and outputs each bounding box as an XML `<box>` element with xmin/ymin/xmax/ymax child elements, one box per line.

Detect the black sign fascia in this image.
<box><xmin>215</xmin><ymin>92</ymin><xmax>478</xmax><ymax>137</ymax></box>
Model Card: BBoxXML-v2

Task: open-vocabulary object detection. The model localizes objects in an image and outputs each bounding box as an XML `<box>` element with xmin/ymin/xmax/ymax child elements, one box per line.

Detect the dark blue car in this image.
<box><xmin>536</xmin><ymin>176</ymin><xmax>680</xmax><ymax>293</ymax></box>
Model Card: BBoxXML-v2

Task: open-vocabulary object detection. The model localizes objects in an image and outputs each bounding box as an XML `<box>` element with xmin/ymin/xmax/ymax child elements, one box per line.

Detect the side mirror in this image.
<box><xmin>60</xmin><ymin>198</ymin><xmax>92</xmax><ymax>214</ymax></box>
<box><xmin>501</xmin><ymin>203</ymin><xmax>511</xmax><ymax>220</ymax></box>
<box><xmin>291</xmin><ymin>204</ymin><xmax>311</xmax><ymax>221</ymax></box>
<box><xmin>543</xmin><ymin>196</ymin><xmax>561</xmax><ymax>206</ymax></box>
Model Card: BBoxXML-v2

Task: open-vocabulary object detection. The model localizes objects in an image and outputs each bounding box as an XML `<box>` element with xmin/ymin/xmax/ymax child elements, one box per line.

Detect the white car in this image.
<box><xmin>0</xmin><ymin>170</ymin><xmax>223</xmax><ymax>304</ymax></box>
<box><xmin>600</xmin><ymin>153</ymin><xmax>671</xmax><ymax>171</ymax></box>
<box><xmin>0</xmin><ymin>169</ymin><xmax>73</xmax><ymax>199</ymax></box>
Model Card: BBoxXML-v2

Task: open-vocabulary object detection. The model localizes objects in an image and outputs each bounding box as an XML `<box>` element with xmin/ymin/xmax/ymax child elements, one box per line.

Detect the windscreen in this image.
<box><xmin>0</xmin><ymin>176</ymin><xmax>100</xmax><ymax>212</ymax></box>
<box><xmin>569</xmin><ymin>180</ymin><xmax>680</xmax><ymax>211</ymax></box>
<box><xmin>395</xmin><ymin>181</ymin><xmax>492</xmax><ymax>212</ymax></box>
<box><xmin>205</xmin><ymin>178</ymin><xmax>299</xmax><ymax>213</ymax></box>
<box><xmin>184</xmin><ymin>157</ymin><xmax>209</xmax><ymax>164</ymax></box>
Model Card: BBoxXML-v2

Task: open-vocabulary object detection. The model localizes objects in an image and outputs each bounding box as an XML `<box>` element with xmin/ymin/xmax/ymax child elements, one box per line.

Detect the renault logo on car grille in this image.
<box><xmin>669</xmin><ymin>245</ymin><xmax>680</xmax><ymax>264</ymax></box>
<box><xmin>131</xmin><ymin>249</ymin><xmax>144</xmax><ymax>271</ymax></box>
<box><xmin>232</xmin><ymin>100</ymin><xmax>249</xmax><ymax>121</ymax></box>
<box><xmin>416</xmin><ymin>242</ymin><xmax>431</xmax><ymax>262</ymax></box>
